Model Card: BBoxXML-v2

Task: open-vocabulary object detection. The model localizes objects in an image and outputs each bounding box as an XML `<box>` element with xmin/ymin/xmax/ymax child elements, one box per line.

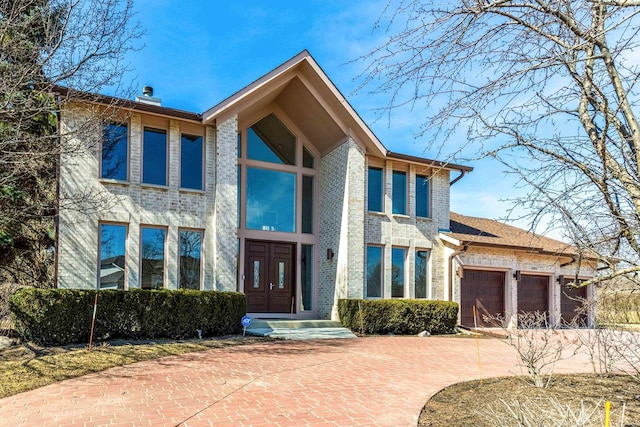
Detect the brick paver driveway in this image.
<box><xmin>0</xmin><ymin>336</ymin><xmax>591</xmax><ymax>426</ymax></box>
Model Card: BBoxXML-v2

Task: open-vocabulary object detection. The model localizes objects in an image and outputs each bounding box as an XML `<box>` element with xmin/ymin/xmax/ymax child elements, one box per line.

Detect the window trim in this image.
<box><xmin>141</xmin><ymin>127</ymin><xmax>169</xmax><ymax>187</ymax></box>
<box><xmin>414</xmin><ymin>249</ymin><xmax>430</xmax><ymax>299</ymax></box>
<box><xmin>391</xmin><ymin>246</ymin><xmax>406</xmax><ymax>298</ymax></box>
<box><xmin>416</xmin><ymin>174</ymin><xmax>431</xmax><ymax>218</ymax></box>
<box><xmin>97</xmin><ymin>221</ymin><xmax>128</xmax><ymax>290</ymax></box>
<box><xmin>179</xmin><ymin>132</ymin><xmax>205</xmax><ymax>191</ymax></box>
<box><xmin>365</xmin><ymin>245</ymin><xmax>384</xmax><ymax>299</ymax></box>
<box><xmin>139</xmin><ymin>225</ymin><xmax>168</xmax><ymax>290</ymax></box>
<box><xmin>178</xmin><ymin>228</ymin><xmax>204</xmax><ymax>290</ymax></box>
<box><xmin>99</xmin><ymin>121</ymin><xmax>129</xmax><ymax>182</ymax></box>
<box><xmin>392</xmin><ymin>170</ymin><xmax>408</xmax><ymax>216</ymax></box>
<box><xmin>367</xmin><ymin>166</ymin><xmax>384</xmax><ymax>213</ymax></box>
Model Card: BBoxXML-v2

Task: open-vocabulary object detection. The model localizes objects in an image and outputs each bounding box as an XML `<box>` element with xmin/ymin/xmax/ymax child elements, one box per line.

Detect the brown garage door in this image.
<box><xmin>561</xmin><ymin>278</ymin><xmax>588</xmax><ymax>326</ymax></box>
<box><xmin>461</xmin><ymin>269</ymin><xmax>505</xmax><ymax>327</ymax></box>
<box><xmin>518</xmin><ymin>275</ymin><xmax>549</xmax><ymax>320</ymax></box>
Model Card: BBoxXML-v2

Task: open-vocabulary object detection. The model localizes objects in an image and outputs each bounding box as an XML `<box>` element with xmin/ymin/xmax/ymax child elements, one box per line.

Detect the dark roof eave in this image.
<box><xmin>54</xmin><ymin>86</ymin><xmax>203</xmax><ymax>122</ymax></box>
<box><xmin>451</xmin><ymin>238</ymin><xmax>591</xmax><ymax>259</ymax></box>
<box><xmin>386</xmin><ymin>151</ymin><xmax>473</xmax><ymax>172</ymax></box>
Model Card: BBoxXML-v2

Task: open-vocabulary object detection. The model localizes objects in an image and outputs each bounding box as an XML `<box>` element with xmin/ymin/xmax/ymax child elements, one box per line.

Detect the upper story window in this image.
<box><xmin>180</xmin><ymin>134</ymin><xmax>203</xmax><ymax>190</ymax></box>
<box><xmin>416</xmin><ymin>175</ymin><xmax>430</xmax><ymax>218</ymax></box>
<box><xmin>247</xmin><ymin>113</ymin><xmax>296</xmax><ymax>165</ymax></box>
<box><xmin>142</xmin><ymin>128</ymin><xmax>167</xmax><ymax>186</ymax></box>
<box><xmin>99</xmin><ymin>223</ymin><xmax>127</xmax><ymax>290</ymax></box>
<box><xmin>367</xmin><ymin>167</ymin><xmax>383</xmax><ymax>212</ymax></box>
<box><xmin>303</xmin><ymin>147</ymin><xmax>315</xmax><ymax>169</ymax></box>
<box><xmin>246</xmin><ymin>167</ymin><xmax>296</xmax><ymax>232</ymax></box>
<box><xmin>392</xmin><ymin>171</ymin><xmax>407</xmax><ymax>215</ymax></box>
<box><xmin>101</xmin><ymin>122</ymin><xmax>128</xmax><ymax>180</ymax></box>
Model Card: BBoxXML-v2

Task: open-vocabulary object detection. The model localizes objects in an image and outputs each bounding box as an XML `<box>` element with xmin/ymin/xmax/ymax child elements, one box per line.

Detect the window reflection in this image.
<box><xmin>368</xmin><ymin>167</ymin><xmax>383</xmax><ymax>212</ymax></box>
<box><xmin>301</xmin><ymin>245</ymin><xmax>313</xmax><ymax>311</ymax></box>
<box><xmin>303</xmin><ymin>147</ymin><xmax>315</xmax><ymax>168</ymax></box>
<box><xmin>99</xmin><ymin>224</ymin><xmax>126</xmax><ymax>290</ymax></box>
<box><xmin>141</xmin><ymin>227</ymin><xmax>165</xmax><ymax>289</ymax></box>
<box><xmin>179</xmin><ymin>230</ymin><xmax>202</xmax><ymax>290</ymax></box>
<box><xmin>392</xmin><ymin>247</ymin><xmax>405</xmax><ymax>297</ymax></box>
<box><xmin>416</xmin><ymin>175</ymin><xmax>430</xmax><ymax>217</ymax></box>
<box><xmin>366</xmin><ymin>246</ymin><xmax>382</xmax><ymax>298</ymax></box>
<box><xmin>247</xmin><ymin>113</ymin><xmax>296</xmax><ymax>165</ymax></box>
<box><xmin>415</xmin><ymin>250</ymin><xmax>429</xmax><ymax>298</ymax></box>
<box><xmin>246</xmin><ymin>167</ymin><xmax>296</xmax><ymax>232</ymax></box>
<box><xmin>180</xmin><ymin>134</ymin><xmax>203</xmax><ymax>190</ymax></box>
<box><xmin>392</xmin><ymin>171</ymin><xmax>407</xmax><ymax>215</ymax></box>
<box><xmin>302</xmin><ymin>176</ymin><xmax>313</xmax><ymax>234</ymax></box>
<box><xmin>142</xmin><ymin>128</ymin><xmax>167</xmax><ymax>185</ymax></box>
<box><xmin>101</xmin><ymin>123</ymin><xmax>128</xmax><ymax>180</ymax></box>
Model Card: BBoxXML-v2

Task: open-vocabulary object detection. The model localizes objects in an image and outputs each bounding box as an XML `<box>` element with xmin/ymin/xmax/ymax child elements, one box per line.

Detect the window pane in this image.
<box><xmin>366</xmin><ymin>246</ymin><xmax>382</xmax><ymax>298</ymax></box>
<box><xmin>143</xmin><ymin>128</ymin><xmax>167</xmax><ymax>185</ymax></box>
<box><xmin>302</xmin><ymin>175</ymin><xmax>314</xmax><ymax>234</ymax></box>
<box><xmin>247</xmin><ymin>113</ymin><xmax>296</xmax><ymax>165</ymax></box>
<box><xmin>237</xmin><ymin>133</ymin><xmax>241</xmax><ymax>158</ymax></box>
<box><xmin>141</xmin><ymin>227</ymin><xmax>165</xmax><ymax>289</ymax></box>
<box><xmin>368</xmin><ymin>167</ymin><xmax>383</xmax><ymax>212</ymax></box>
<box><xmin>415</xmin><ymin>250</ymin><xmax>429</xmax><ymax>299</ymax></box>
<box><xmin>179</xmin><ymin>230</ymin><xmax>202</xmax><ymax>290</ymax></box>
<box><xmin>180</xmin><ymin>134</ymin><xmax>203</xmax><ymax>190</ymax></box>
<box><xmin>101</xmin><ymin>123</ymin><xmax>128</xmax><ymax>180</ymax></box>
<box><xmin>246</xmin><ymin>167</ymin><xmax>296</xmax><ymax>232</ymax></box>
<box><xmin>392</xmin><ymin>171</ymin><xmax>407</xmax><ymax>215</ymax></box>
<box><xmin>99</xmin><ymin>224</ymin><xmax>126</xmax><ymax>290</ymax></box>
<box><xmin>303</xmin><ymin>146</ymin><xmax>315</xmax><ymax>168</ymax></box>
<box><xmin>237</xmin><ymin>165</ymin><xmax>241</xmax><ymax>228</ymax></box>
<box><xmin>416</xmin><ymin>175</ymin><xmax>430</xmax><ymax>218</ymax></box>
<box><xmin>392</xmin><ymin>247</ymin><xmax>405</xmax><ymax>298</ymax></box>
<box><xmin>301</xmin><ymin>245</ymin><xmax>313</xmax><ymax>311</ymax></box>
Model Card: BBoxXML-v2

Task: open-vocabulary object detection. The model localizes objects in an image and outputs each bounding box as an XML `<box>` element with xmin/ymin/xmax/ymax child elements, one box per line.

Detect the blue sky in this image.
<box><xmin>118</xmin><ymin>0</ymin><xmax>531</xmax><ymax>231</ymax></box>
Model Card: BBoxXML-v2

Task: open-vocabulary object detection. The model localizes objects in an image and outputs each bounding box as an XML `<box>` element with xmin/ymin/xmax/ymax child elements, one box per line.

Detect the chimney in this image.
<box><xmin>135</xmin><ymin>85</ymin><xmax>161</xmax><ymax>106</ymax></box>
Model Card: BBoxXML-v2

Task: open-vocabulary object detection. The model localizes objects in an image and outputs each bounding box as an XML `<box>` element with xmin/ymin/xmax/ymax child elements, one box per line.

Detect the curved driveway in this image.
<box><xmin>0</xmin><ymin>336</ymin><xmax>591</xmax><ymax>426</ymax></box>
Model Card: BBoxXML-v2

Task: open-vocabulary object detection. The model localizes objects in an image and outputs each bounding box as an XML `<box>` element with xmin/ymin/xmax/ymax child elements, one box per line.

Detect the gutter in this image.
<box><xmin>450</xmin><ymin>169</ymin><xmax>467</xmax><ymax>186</ymax></box>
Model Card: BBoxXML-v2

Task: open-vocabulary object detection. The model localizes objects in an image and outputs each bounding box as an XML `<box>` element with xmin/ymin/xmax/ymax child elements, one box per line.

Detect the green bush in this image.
<box><xmin>338</xmin><ymin>299</ymin><xmax>458</xmax><ymax>335</ymax></box>
<box><xmin>9</xmin><ymin>288</ymin><xmax>246</xmax><ymax>346</ymax></box>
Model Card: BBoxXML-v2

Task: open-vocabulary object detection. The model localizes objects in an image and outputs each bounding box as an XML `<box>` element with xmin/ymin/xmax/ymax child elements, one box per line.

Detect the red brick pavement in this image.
<box><xmin>0</xmin><ymin>336</ymin><xmax>592</xmax><ymax>426</ymax></box>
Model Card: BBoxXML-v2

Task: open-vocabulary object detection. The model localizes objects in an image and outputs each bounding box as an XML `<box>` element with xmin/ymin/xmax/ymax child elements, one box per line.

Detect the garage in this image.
<box><xmin>560</xmin><ymin>278</ymin><xmax>588</xmax><ymax>326</ymax></box>
<box><xmin>518</xmin><ymin>275</ymin><xmax>549</xmax><ymax>323</ymax></box>
<box><xmin>460</xmin><ymin>269</ymin><xmax>505</xmax><ymax>327</ymax></box>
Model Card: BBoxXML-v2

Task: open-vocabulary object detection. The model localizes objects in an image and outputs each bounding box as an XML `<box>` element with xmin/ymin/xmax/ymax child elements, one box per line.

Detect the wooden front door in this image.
<box><xmin>245</xmin><ymin>240</ymin><xmax>295</xmax><ymax>313</ymax></box>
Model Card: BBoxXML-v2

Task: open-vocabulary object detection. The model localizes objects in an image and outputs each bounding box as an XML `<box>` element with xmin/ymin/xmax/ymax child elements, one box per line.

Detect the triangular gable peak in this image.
<box><xmin>202</xmin><ymin>50</ymin><xmax>388</xmax><ymax>157</ymax></box>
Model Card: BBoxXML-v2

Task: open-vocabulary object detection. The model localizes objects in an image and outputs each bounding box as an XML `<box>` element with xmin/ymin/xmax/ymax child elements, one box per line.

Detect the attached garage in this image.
<box><xmin>518</xmin><ymin>275</ymin><xmax>549</xmax><ymax>319</ymax></box>
<box><xmin>560</xmin><ymin>279</ymin><xmax>588</xmax><ymax>326</ymax></box>
<box><xmin>460</xmin><ymin>269</ymin><xmax>505</xmax><ymax>327</ymax></box>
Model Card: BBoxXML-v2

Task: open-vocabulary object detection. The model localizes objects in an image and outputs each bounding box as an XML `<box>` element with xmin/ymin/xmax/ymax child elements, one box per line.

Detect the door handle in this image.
<box><xmin>270</xmin><ymin>283</ymin><xmax>274</xmax><ymax>290</ymax></box>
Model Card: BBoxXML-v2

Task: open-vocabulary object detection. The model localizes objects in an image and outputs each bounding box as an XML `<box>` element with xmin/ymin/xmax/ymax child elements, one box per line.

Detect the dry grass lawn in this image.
<box><xmin>0</xmin><ymin>336</ymin><xmax>269</xmax><ymax>399</ymax></box>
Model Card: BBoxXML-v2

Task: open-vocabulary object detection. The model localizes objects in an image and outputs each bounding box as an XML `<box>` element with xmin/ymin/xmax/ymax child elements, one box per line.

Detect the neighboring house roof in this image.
<box><xmin>442</xmin><ymin>212</ymin><xmax>584</xmax><ymax>258</ymax></box>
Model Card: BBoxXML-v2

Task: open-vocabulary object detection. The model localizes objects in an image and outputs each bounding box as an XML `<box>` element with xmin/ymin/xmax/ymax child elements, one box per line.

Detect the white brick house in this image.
<box><xmin>56</xmin><ymin>51</ymin><xmax>594</xmax><ymax>323</ymax></box>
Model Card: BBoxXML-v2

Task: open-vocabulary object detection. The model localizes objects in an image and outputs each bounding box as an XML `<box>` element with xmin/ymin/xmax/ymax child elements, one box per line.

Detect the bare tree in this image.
<box><xmin>359</xmin><ymin>1</ymin><xmax>640</xmax><ymax>285</ymax></box>
<box><xmin>0</xmin><ymin>0</ymin><xmax>141</xmax><ymax>289</ymax></box>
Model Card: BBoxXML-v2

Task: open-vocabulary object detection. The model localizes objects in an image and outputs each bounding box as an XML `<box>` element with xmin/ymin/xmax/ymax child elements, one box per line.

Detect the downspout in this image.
<box><xmin>450</xmin><ymin>169</ymin><xmax>467</xmax><ymax>186</ymax></box>
<box><xmin>53</xmin><ymin>96</ymin><xmax>62</xmax><ymax>289</ymax></box>
<box><xmin>448</xmin><ymin>242</ymin><xmax>469</xmax><ymax>301</ymax></box>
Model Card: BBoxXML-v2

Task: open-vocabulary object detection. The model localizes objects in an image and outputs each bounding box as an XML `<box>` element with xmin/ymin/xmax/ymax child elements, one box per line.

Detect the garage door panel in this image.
<box><xmin>461</xmin><ymin>270</ymin><xmax>505</xmax><ymax>327</ymax></box>
<box><xmin>518</xmin><ymin>275</ymin><xmax>548</xmax><ymax>314</ymax></box>
<box><xmin>561</xmin><ymin>279</ymin><xmax>588</xmax><ymax>325</ymax></box>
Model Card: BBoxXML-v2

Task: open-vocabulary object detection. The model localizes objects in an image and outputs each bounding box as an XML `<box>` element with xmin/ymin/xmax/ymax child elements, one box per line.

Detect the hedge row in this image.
<box><xmin>10</xmin><ymin>288</ymin><xmax>246</xmax><ymax>346</ymax></box>
<box><xmin>338</xmin><ymin>299</ymin><xmax>458</xmax><ymax>335</ymax></box>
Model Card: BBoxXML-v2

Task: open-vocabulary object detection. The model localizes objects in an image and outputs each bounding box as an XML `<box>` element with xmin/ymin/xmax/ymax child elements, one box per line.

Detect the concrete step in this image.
<box><xmin>246</xmin><ymin>319</ymin><xmax>343</xmax><ymax>330</ymax></box>
<box><xmin>244</xmin><ymin>319</ymin><xmax>357</xmax><ymax>340</ymax></box>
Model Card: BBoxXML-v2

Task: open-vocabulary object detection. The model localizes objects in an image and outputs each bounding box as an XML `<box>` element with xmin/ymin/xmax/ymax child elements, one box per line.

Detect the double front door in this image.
<box><xmin>245</xmin><ymin>240</ymin><xmax>295</xmax><ymax>313</ymax></box>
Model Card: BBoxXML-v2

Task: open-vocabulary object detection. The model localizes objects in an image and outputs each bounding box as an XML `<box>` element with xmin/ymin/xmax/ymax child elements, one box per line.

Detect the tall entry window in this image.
<box><xmin>246</xmin><ymin>168</ymin><xmax>296</xmax><ymax>232</ymax></box>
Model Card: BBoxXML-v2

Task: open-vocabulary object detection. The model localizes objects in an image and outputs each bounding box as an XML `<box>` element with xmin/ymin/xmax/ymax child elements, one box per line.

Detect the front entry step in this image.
<box><xmin>245</xmin><ymin>319</ymin><xmax>357</xmax><ymax>340</ymax></box>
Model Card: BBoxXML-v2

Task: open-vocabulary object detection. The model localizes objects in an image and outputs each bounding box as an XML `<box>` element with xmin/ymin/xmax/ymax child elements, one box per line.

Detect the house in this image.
<box><xmin>56</xmin><ymin>50</ymin><xmax>594</xmax><ymax>324</ymax></box>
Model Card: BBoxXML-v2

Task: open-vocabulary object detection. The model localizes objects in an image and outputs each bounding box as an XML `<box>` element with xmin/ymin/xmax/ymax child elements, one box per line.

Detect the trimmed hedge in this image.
<box><xmin>10</xmin><ymin>288</ymin><xmax>246</xmax><ymax>346</ymax></box>
<box><xmin>338</xmin><ymin>299</ymin><xmax>458</xmax><ymax>335</ymax></box>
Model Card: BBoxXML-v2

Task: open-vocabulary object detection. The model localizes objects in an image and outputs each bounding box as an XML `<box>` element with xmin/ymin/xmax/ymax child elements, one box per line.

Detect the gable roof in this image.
<box><xmin>442</xmin><ymin>212</ymin><xmax>584</xmax><ymax>258</ymax></box>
